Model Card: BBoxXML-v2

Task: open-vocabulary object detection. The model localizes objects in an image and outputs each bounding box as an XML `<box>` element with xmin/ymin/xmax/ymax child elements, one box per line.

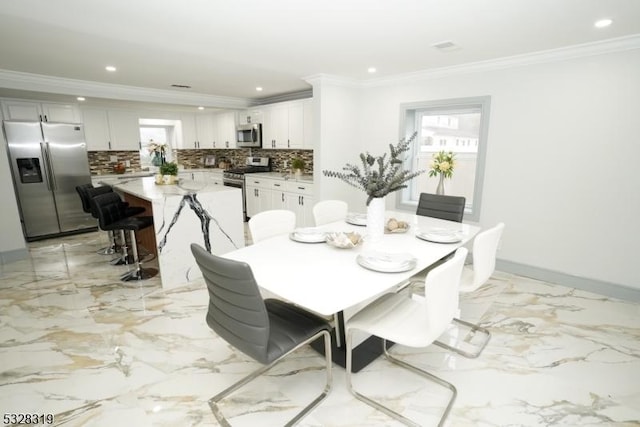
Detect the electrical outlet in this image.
<box><xmin>109</xmin><ymin>155</ymin><xmax>118</xmax><ymax>163</ymax></box>
<box><xmin>125</xmin><ymin>160</ymin><xmax>131</xmax><ymax>167</ymax></box>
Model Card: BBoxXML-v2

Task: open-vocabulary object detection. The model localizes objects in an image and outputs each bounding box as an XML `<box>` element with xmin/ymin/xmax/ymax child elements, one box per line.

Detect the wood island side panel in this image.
<box><xmin>120</xmin><ymin>192</ymin><xmax>158</xmax><ymax>257</ymax></box>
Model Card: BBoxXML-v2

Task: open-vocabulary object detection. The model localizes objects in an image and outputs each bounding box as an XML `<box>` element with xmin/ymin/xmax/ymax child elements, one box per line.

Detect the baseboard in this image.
<box><xmin>0</xmin><ymin>247</ymin><xmax>29</xmax><ymax>264</ymax></box>
<box><xmin>496</xmin><ymin>259</ymin><xmax>640</xmax><ymax>303</ymax></box>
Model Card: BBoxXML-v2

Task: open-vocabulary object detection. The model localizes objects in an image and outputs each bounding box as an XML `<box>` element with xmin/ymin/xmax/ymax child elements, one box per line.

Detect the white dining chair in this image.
<box><xmin>433</xmin><ymin>222</ymin><xmax>505</xmax><ymax>358</ymax></box>
<box><xmin>345</xmin><ymin>247</ymin><xmax>467</xmax><ymax>426</ymax></box>
<box><xmin>312</xmin><ymin>200</ymin><xmax>348</xmax><ymax>226</ymax></box>
<box><xmin>248</xmin><ymin>209</ymin><xmax>296</xmax><ymax>243</ymax></box>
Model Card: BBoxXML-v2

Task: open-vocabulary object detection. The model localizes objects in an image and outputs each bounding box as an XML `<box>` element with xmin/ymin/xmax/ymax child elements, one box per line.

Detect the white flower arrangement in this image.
<box><xmin>428</xmin><ymin>151</ymin><xmax>456</xmax><ymax>179</ymax></box>
<box><xmin>148</xmin><ymin>140</ymin><xmax>167</xmax><ymax>155</ymax></box>
<box><xmin>148</xmin><ymin>139</ymin><xmax>168</xmax><ymax>166</ymax></box>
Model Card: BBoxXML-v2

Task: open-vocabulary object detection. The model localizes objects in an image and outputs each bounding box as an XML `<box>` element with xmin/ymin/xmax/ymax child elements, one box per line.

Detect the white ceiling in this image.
<box><xmin>0</xmin><ymin>0</ymin><xmax>639</xmax><ymax>106</ymax></box>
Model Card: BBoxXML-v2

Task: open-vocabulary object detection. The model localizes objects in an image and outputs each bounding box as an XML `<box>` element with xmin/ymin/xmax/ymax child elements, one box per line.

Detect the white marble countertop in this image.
<box><xmin>249</xmin><ymin>171</ymin><xmax>314</xmax><ymax>183</ymax></box>
<box><xmin>99</xmin><ymin>176</ymin><xmax>236</xmax><ymax>202</ymax></box>
<box><xmin>92</xmin><ymin>171</ymin><xmax>155</xmax><ymax>179</ymax></box>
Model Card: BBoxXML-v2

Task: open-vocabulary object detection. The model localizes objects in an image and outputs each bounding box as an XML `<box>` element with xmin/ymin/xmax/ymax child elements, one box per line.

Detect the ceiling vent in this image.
<box><xmin>170</xmin><ymin>84</ymin><xmax>192</xmax><ymax>89</ymax></box>
<box><xmin>432</xmin><ymin>40</ymin><xmax>460</xmax><ymax>52</ymax></box>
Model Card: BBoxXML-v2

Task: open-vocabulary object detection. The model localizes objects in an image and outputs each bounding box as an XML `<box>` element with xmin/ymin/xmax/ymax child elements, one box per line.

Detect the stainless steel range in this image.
<box><xmin>223</xmin><ymin>157</ymin><xmax>271</xmax><ymax>221</ymax></box>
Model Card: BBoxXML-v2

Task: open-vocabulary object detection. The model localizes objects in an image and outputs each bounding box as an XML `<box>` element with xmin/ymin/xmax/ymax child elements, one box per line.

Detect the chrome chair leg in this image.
<box><xmin>208</xmin><ymin>329</ymin><xmax>332</xmax><ymax>426</ymax></box>
<box><xmin>346</xmin><ymin>330</ymin><xmax>457</xmax><ymax>427</ymax></box>
<box><xmin>433</xmin><ymin>317</ymin><xmax>491</xmax><ymax>359</ymax></box>
<box><xmin>121</xmin><ymin>230</ymin><xmax>157</xmax><ymax>281</ymax></box>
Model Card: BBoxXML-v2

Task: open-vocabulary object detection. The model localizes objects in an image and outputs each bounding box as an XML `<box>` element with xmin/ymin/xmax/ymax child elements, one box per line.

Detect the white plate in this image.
<box><xmin>289</xmin><ymin>228</ymin><xmax>327</xmax><ymax>243</ymax></box>
<box><xmin>356</xmin><ymin>252</ymin><xmax>417</xmax><ymax>273</ymax></box>
<box><xmin>416</xmin><ymin>228</ymin><xmax>462</xmax><ymax>244</ymax></box>
<box><xmin>345</xmin><ymin>213</ymin><xmax>367</xmax><ymax>226</ymax></box>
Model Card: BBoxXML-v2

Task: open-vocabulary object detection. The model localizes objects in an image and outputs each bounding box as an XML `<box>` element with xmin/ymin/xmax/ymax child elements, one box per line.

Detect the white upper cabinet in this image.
<box><xmin>2</xmin><ymin>99</ymin><xmax>81</xmax><ymax>123</ymax></box>
<box><xmin>262</xmin><ymin>100</ymin><xmax>311</xmax><ymax>149</ymax></box>
<box><xmin>195</xmin><ymin>114</ymin><xmax>216</xmax><ymax>148</ymax></box>
<box><xmin>81</xmin><ymin>108</ymin><xmax>111</xmax><ymax>150</ymax></box>
<box><xmin>237</xmin><ymin>108</ymin><xmax>264</xmax><ymax>125</ymax></box>
<box><xmin>105</xmin><ymin>110</ymin><xmax>141</xmax><ymax>151</ymax></box>
<box><xmin>213</xmin><ymin>112</ymin><xmax>236</xmax><ymax>149</ymax></box>
<box><xmin>179</xmin><ymin>114</ymin><xmax>198</xmax><ymax>149</ymax></box>
<box><xmin>179</xmin><ymin>113</ymin><xmax>216</xmax><ymax>149</ymax></box>
<box><xmin>82</xmin><ymin>107</ymin><xmax>140</xmax><ymax>151</ymax></box>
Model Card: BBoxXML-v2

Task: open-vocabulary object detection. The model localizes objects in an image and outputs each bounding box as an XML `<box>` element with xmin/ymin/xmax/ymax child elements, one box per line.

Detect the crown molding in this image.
<box><xmin>303</xmin><ymin>73</ymin><xmax>362</xmax><ymax>89</ymax></box>
<box><xmin>0</xmin><ymin>69</ymin><xmax>252</xmax><ymax>109</ymax></box>
<box><xmin>364</xmin><ymin>34</ymin><xmax>640</xmax><ymax>87</ymax></box>
<box><xmin>251</xmin><ymin>89</ymin><xmax>313</xmax><ymax>106</ymax></box>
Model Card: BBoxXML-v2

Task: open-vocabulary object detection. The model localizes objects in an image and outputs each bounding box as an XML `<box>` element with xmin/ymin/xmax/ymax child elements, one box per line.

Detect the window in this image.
<box><xmin>398</xmin><ymin>96</ymin><xmax>491</xmax><ymax>222</ymax></box>
<box><xmin>138</xmin><ymin>119</ymin><xmax>178</xmax><ymax>169</ymax></box>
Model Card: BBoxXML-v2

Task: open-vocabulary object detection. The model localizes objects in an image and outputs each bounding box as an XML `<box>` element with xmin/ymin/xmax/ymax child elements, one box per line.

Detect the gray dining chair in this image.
<box><xmin>190</xmin><ymin>243</ymin><xmax>333</xmax><ymax>426</ymax></box>
<box><xmin>416</xmin><ymin>192</ymin><xmax>466</xmax><ymax>222</ymax></box>
<box><xmin>346</xmin><ymin>247</ymin><xmax>468</xmax><ymax>426</ymax></box>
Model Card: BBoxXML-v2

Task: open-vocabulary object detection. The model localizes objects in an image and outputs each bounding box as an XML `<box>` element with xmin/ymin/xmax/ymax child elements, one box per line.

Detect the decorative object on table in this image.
<box><xmin>159</xmin><ymin>162</ymin><xmax>179</xmax><ymax>185</ymax></box>
<box><xmin>291</xmin><ymin>157</ymin><xmax>305</xmax><ymax>179</ymax></box>
<box><xmin>429</xmin><ymin>150</ymin><xmax>456</xmax><ymax>195</ymax></box>
<box><xmin>384</xmin><ymin>217</ymin><xmax>409</xmax><ymax>234</ymax></box>
<box><xmin>148</xmin><ymin>139</ymin><xmax>167</xmax><ymax>167</ymax></box>
<box><xmin>323</xmin><ymin>132</ymin><xmax>423</xmax><ymax>242</ymax></box>
<box><xmin>325</xmin><ymin>232</ymin><xmax>363</xmax><ymax>249</ymax></box>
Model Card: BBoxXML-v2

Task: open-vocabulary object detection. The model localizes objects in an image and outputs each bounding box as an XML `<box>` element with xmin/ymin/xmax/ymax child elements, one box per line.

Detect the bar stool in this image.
<box><xmin>76</xmin><ymin>184</ymin><xmax>117</xmax><ymax>255</ymax></box>
<box><xmin>91</xmin><ymin>192</ymin><xmax>158</xmax><ymax>281</ymax></box>
<box><xmin>85</xmin><ymin>186</ymin><xmax>146</xmax><ymax>265</ymax></box>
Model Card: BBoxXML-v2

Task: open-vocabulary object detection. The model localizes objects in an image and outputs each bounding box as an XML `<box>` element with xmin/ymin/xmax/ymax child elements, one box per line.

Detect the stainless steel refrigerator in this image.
<box><xmin>3</xmin><ymin>120</ymin><xmax>95</xmax><ymax>240</ymax></box>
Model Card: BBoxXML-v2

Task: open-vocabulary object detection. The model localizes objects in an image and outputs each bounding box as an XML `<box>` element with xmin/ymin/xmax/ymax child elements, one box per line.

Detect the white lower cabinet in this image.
<box><xmin>285</xmin><ymin>181</ymin><xmax>314</xmax><ymax>227</ymax></box>
<box><xmin>245</xmin><ymin>178</ymin><xmax>273</xmax><ymax>219</ymax></box>
<box><xmin>257</xmin><ymin>177</ymin><xmax>314</xmax><ymax>227</ymax></box>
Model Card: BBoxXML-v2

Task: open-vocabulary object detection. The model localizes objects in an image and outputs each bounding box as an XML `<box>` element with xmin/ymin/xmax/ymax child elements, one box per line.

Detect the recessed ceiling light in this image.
<box><xmin>594</xmin><ymin>18</ymin><xmax>613</xmax><ymax>28</ymax></box>
<box><xmin>367</xmin><ymin>67</ymin><xmax>377</xmax><ymax>74</ymax></box>
<box><xmin>77</xmin><ymin>97</ymin><xmax>86</xmax><ymax>101</ymax></box>
<box><xmin>105</xmin><ymin>65</ymin><xmax>117</xmax><ymax>72</ymax></box>
<box><xmin>198</xmin><ymin>106</ymin><xmax>204</xmax><ymax>110</ymax></box>
<box><xmin>256</xmin><ymin>87</ymin><xmax>263</xmax><ymax>92</ymax></box>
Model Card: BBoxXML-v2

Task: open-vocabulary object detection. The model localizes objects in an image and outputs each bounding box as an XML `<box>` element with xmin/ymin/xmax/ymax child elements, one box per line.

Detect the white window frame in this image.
<box><xmin>396</xmin><ymin>96</ymin><xmax>491</xmax><ymax>222</ymax></box>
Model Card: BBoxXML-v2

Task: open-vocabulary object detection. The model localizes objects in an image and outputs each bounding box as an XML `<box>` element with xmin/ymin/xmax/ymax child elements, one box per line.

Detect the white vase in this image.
<box><xmin>436</xmin><ymin>173</ymin><xmax>445</xmax><ymax>195</ymax></box>
<box><xmin>366</xmin><ymin>196</ymin><xmax>386</xmax><ymax>243</ymax></box>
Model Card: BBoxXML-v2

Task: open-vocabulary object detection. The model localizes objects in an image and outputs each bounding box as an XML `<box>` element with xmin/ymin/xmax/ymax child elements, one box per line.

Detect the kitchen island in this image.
<box><xmin>99</xmin><ymin>176</ymin><xmax>244</xmax><ymax>289</ymax></box>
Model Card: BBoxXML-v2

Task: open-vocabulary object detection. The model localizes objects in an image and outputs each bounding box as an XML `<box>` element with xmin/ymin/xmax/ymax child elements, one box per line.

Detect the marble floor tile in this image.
<box><xmin>1</xmin><ymin>231</ymin><xmax>639</xmax><ymax>426</ymax></box>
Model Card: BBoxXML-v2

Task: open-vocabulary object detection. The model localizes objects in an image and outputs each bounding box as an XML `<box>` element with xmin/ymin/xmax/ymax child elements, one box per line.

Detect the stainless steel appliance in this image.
<box><xmin>223</xmin><ymin>156</ymin><xmax>271</xmax><ymax>220</ymax></box>
<box><xmin>3</xmin><ymin>120</ymin><xmax>95</xmax><ymax>240</ymax></box>
<box><xmin>236</xmin><ymin>123</ymin><xmax>262</xmax><ymax>148</ymax></box>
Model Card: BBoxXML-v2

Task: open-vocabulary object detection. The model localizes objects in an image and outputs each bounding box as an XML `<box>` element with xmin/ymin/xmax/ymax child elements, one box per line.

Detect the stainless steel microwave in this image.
<box><xmin>236</xmin><ymin>123</ymin><xmax>262</xmax><ymax>148</ymax></box>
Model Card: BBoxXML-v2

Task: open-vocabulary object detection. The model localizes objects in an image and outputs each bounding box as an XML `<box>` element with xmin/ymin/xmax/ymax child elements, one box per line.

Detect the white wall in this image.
<box><xmin>311</xmin><ymin>78</ymin><xmax>368</xmax><ymax>209</ymax></box>
<box><xmin>0</xmin><ymin>126</ymin><xmax>28</xmax><ymax>261</ymax></box>
<box><xmin>316</xmin><ymin>49</ymin><xmax>640</xmax><ymax>290</ymax></box>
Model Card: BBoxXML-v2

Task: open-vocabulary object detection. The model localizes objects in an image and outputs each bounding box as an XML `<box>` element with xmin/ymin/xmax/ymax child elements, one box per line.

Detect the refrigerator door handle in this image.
<box><xmin>41</xmin><ymin>142</ymin><xmax>57</xmax><ymax>191</ymax></box>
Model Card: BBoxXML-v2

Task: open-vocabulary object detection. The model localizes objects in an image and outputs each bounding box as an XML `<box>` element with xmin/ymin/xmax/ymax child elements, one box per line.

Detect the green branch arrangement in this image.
<box><xmin>323</xmin><ymin>132</ymin><xmax>424</xmax><ymax>205</ymax></box>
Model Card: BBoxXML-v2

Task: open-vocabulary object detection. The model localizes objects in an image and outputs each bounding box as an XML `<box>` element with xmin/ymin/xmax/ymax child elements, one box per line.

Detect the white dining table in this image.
<box><xmin>223</xmin><ymin>210</ymin><xmax>480</xmax><ymax>370</ymax></box>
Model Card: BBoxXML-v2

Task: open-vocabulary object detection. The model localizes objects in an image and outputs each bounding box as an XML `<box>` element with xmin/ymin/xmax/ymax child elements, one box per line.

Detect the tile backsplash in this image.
<box><xmin>88</xmin><ymin>148</ymin><xmax>313</xmax><ymax>175</ymax></box>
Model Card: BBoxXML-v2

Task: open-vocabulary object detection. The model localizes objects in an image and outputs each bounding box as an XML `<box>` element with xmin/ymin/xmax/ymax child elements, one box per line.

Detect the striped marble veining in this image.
<box><xmin>0</xmin><ymin>232</ymin><xmax>638</xmax><ymax>426</ymax></box>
